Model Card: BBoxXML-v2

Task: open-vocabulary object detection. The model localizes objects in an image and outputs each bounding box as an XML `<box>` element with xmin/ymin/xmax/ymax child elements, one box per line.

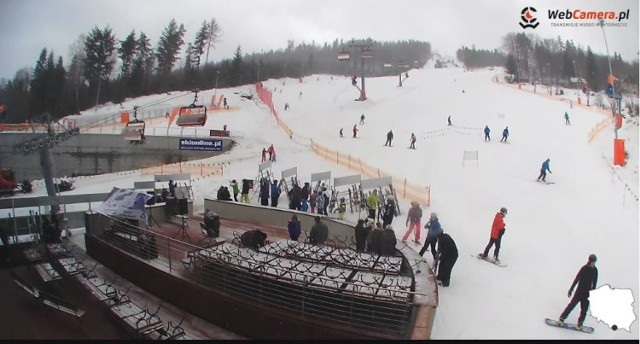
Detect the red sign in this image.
<box><xmin>209</xmin><ymin>130</ymin><xmax>230</xmax><ymax>137</ymax></box>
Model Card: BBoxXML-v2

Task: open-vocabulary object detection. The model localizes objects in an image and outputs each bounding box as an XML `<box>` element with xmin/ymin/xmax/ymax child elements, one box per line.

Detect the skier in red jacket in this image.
<box><xmin>480</xmin><ymin>207</ymin><xmax>507</xmax><ymax>263</ymax></box>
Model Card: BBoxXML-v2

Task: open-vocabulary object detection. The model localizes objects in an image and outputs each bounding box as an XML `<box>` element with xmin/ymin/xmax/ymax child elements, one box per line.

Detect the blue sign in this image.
<box><xmin>179</xmin><ymin>138</ymin><xmax>223</xmax><ymax>151</ymax></box>
<box><xmin>605</xmin><ymin>85</ymin><xmax>615</xmax><ymax>98</ymax></box>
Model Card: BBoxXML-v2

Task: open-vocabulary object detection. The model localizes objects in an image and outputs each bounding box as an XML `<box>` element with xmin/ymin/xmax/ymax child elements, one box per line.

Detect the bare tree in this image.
<box><xmin>204</xmin><ymin>18</ymin><xmax>222</xmax><ymax>66</ymax></box>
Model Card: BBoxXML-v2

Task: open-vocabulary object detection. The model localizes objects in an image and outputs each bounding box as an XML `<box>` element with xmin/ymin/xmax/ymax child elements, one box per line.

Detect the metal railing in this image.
<box><xmin>93</xmin><ymin>215</ymin><xmax>417</xmax><ymax>338</ymax></box>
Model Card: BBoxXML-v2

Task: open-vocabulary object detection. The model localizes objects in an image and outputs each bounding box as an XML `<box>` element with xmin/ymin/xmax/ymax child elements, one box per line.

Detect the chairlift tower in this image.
<box><xmin>338</xmin><ymin>40</ymin><xmax>374</xmax><ymax>101</ymax></box>
<box><xmin>384</xmin><ymin>60</ymin><xmax>410</xmax><ymax>87</ymax></box>
<box><xmin>11</xmin><ymin>112</ymin><xmax>81</xmax><ymax>214</ymax></box>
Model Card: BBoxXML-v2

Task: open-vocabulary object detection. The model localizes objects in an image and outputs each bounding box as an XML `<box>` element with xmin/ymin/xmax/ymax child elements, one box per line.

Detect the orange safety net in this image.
<box><xmin>167</xmin><ymin>107</ymin><xmax>180</xmax><ymax>127</ymax></box>
<box><xmin>120</xmin><ymin>111</ymin><xmax>130</xmax><ymax>123</ymax></box>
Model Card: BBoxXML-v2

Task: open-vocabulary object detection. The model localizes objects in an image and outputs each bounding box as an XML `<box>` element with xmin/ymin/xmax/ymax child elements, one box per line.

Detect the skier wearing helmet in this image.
<box><xmin>556</xmin><ymin>254</ymin><xmax>598</xmax><ymax>330</ymax></box>
<box><xmin>480</xmin><ymin>207</ymin><xmax>507</xmax><ymax>263</ymax></box>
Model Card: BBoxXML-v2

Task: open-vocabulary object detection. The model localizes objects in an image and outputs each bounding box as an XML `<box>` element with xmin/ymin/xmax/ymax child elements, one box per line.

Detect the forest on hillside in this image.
<box><xmin>0</xmin><ymin>17</ymin><xmax>637</xmax><ymax>124</ymax></box>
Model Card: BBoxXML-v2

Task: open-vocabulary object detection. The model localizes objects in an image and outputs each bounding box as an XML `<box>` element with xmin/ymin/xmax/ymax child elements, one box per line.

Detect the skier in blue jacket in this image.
<box><xmin>484</xmin><ymin>125</ymin><xmax>491</xmax><ymax>142</ymax></box>
<box><xmin>537</xmin><ymin>158</ymin><xmax>552</xmax><ymax>182</ymax></box>
<box><xmin>500</xmin><ymin>127</ymin><xmax>509</xmax><ymax>143</ymax></box>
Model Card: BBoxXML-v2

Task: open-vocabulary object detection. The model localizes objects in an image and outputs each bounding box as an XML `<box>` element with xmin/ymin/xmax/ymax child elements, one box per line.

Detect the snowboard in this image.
<box><xmin>544</xmin><ymin>318</ymin><xmax>594</xmax><ymax>334</ymax></box>
<box><xmin>473</xmin><ymin>254</ymin><xmax>507</xmax><ymax>267</ymax></box>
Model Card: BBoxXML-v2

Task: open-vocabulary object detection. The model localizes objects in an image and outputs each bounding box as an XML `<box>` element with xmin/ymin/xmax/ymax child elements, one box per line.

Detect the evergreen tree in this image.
<box><xmin>155</xmin><ymin>19</ymin><xmax>186</xmax><ymax>75</ymax></box>
<box><xmin>118</xmin><ymin>30</ymin><xmax>137</xmax><ymax>78</ymax></box>
<box><xmin>585</xmin><ymin>47</ymin><xmax>600</xmax><ymax>90</ymax></box>
<box><xmin>130</xmin><ymin>32</ymin><xmax>154</xmax><ymax>95</ymax></box>
<box><xmin>191</xmin><ymin>21</ymin><xmax>210</xmax><ymax>70</ymax></box>
<box><xmin>29</xmin><ymin>48</ymin><xmax>48</xmax><ymax>116</ymax></box>
<box><xmin>231</xmin><ymin>45</ymin><xmax>242</xmax><ymax>84</ymax></box>
<box><xmin>83</xmin><ymin>26</ymin><xmax>117</xmax><ymax>105</ymax></box>
<box><xmin>505</xmin><ymin>54</ymin><xmax>518</xmax><ymax>77</ymax></box>
<box><xmin>561</xmin><ymin>51</ymin><xmax>575</xmax><ymax>81</ymax></box>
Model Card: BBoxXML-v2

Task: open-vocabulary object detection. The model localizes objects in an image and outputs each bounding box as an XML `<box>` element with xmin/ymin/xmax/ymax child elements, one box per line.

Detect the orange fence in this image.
<box><xmin>587</xmin><ymin>115</ymin><xmax>614</xmax><ymax>143</ymax></box>
<box><xmin>310</xmin><ymin>140</ymin><xmax>431</xmax><ymax>207</ymax></box>
<box><xmin>140</xmin><ymin>161</ymin><xmax>224</xmax><ymax>178</ymax></box>
<box><xmin>254</xmin><ymin>83</ymin><xmax>430</xmax><ymax>206</ymax></box>
<box><xmin>494</xmin><ymin>78</ymin><xmax>616</xmax><ymax>143</ymax></box>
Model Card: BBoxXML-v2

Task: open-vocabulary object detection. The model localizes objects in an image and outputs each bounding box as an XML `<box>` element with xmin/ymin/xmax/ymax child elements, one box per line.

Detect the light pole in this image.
<box><xmin>283</xmin><ymin>63</ymin><xmax>287</xmax><ymax>85</ymax></box>
<box><xmin>546</xmin><ymin>62</ymin><xmax>551</xmax><ymax>94</ymax></box>
<box><xmin>599</xmin><ymin>19</ymin><xmax>619</xmax><ymax>138</ymax></box>
<box><xmin>257</xmin><ymin>62</ymin><xmax>262</xmax><ymax>83</ymax></box>
<box><xmin>214</xmin><ymin>71</ymin><xmax>220</xmax><ymax>109</ymax></box>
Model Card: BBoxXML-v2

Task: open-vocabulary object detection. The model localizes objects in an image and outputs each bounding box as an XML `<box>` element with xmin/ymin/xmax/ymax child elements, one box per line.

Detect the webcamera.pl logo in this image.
<box><xmin>519</xmin><ymin>7</ymin><xmax>539</xmax><ymax>29</ymax></box>
<box><xmin>519</xmin><ymin>6</ymin><xmax>631</xmax><ymax>29</ymax></box>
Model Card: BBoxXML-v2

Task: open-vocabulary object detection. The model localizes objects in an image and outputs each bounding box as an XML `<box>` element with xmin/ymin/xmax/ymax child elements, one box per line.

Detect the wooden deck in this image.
<box><xmin>145</xmin><ymin>214</ymin><xmax>297</xmax><ymax>248</ymax></box>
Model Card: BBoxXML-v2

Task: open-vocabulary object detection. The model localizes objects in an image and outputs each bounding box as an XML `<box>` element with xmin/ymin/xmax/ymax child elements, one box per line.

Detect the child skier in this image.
<box><xmin>334</xmin><ymin>197</ymin><xmax>347</xmax><ymax>220</ymax></box>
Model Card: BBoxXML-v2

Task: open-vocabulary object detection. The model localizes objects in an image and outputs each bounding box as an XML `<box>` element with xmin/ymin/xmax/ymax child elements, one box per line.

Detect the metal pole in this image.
<box><xmin>599</xmin><ymin>19</ymin><xmax>618</xmax><ymax>138</ymax></box>
<box><xmin>360</xmin><ymin>53</ymin><xmax>366</xmax><ymax>100</ymax></box>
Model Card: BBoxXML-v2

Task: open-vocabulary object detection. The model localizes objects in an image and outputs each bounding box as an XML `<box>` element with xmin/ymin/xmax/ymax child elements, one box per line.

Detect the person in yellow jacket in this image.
<box><xmin>366</xmin><ymin>189</ymin><xmax>380</xmax><ymax>220</ymax></box>
<box><xmin>334</xmin><ymin>197</ymin><xmax>347</xmax><ymax>220</ymax></box>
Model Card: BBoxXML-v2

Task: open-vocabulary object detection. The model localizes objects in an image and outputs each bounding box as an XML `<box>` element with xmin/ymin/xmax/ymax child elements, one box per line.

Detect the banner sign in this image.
<box><xmin>179</xmin><ymin>138</ymin><xmax>223</xmax><ymax>151</ymax></box>
<box><xmin>95</xmin><ymin>187</ymin><xmax>152</xmax><ymax>224</ymax></box>
<box><xmin>209</xmin><ymin>130</ymin><xmax>230</xmax><ymax>137</ymax></box>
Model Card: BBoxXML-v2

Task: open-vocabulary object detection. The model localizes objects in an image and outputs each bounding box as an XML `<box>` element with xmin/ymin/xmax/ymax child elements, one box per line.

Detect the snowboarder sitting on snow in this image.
<box><xmin>537</xmin><ymin>158</ymin><xmax>552</xmax><ymax>182</ymax></box>
<box><xmin>557</xmin><ymin>254</ymin><xmax>598</xmax><ymax>331</ymax></box>
<box><xmin>484</xmin><ymin>125</ymin><xmax>491</xmax><ymax>141</ymax></box>
<box><xmin>385</xmin><ymin>130</ymin><xmax>393</xmax><ymax>146</ymax></box>
<box><xmin>481</xmin><ymin>207</ymin><xmax>507</xmax><ymax>263</ymax></box>
<box><xmin>500</xmin><ymin>127</ymin><xmax>509</xmax><ymax>143</ymax></box>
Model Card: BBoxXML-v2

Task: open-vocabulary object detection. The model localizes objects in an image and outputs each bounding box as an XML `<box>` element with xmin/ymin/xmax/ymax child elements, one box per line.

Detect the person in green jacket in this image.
<box><xmin>230</xmin><ymin>179</ymin><xmax>240</xmax><ymax>202</ymax></box>
<box><xmin>366</xmin><ymin>189</ymin><xmax>380</xmax><ymax>220</ymax></box>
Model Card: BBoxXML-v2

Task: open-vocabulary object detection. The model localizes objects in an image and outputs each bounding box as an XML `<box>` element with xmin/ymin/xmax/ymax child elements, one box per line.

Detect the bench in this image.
<box><xmin>35</xmin><ymin>263</ymin><xmax>62</xmax><ymax>282</ymax></box>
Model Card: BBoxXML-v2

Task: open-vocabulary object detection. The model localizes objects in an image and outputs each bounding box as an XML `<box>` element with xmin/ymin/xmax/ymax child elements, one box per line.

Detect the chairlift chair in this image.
<box><xmin>121</xmin><ymin>107</ymin><xmax>146</xmax><ymax>143</ymax></box>
<box><xmin>337</xmin><ymin>50</ymin><xmax>351</xmax><ymax>61</ymax></box>
<box><xmin>176</xmin><ymin>89</ymin><xmax>208</xmax><ymax>127</ymax></box>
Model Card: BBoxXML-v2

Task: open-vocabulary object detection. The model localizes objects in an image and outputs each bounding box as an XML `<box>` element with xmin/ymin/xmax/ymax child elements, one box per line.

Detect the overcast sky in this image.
<box><xmin>0</xmin><ymin>0</ymin><xmax>637</xmax><ymax>80</ymax></box>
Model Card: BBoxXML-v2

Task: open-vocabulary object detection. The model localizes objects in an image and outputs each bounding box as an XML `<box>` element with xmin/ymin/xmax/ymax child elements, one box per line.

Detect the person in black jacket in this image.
<box><xmin>435</xmin><ymin>231</ymin><xmax>458</xmax><ymax>287</ymax></box>
<box><xmin>382</xmin><ymin>199</ymin><xmax>396</xmax><ymax>228</ymax></box>
<box><xmin>240</xmin><ymin>229</ymin><xmax>267</xmax><ymax>250</ymax></box>
<box><xmin>384</xmin><ymin>130</ymin><xmax>394</xmax><ymax>146</ymax></box>
<box><xmin>288</xmin><ymin>184</ymin><xmax>302</xmax><ymax>210</ymax></box>
<box><xmin>557</xmin><ymin>254</ymin><xmax>599</xmax><ymax>330</ymax></box>
<box><xmin>354</xmin><ymin>219</ymin><xmax>370</xmax><ymax>252</ymax></box>
<box><xmin>309</xmin><ymin>216</ymin><xmax>328</xmax><ymax>245</ymax></box>
<box><xmin>259</xmin><ymin>180</ymin><xmax>270</xmax><ymax>206</ymax></box>
<box><xmin>380</xmin><ymin>225</ymin><xmax>398</xmax><ymax>256</ymax></box>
